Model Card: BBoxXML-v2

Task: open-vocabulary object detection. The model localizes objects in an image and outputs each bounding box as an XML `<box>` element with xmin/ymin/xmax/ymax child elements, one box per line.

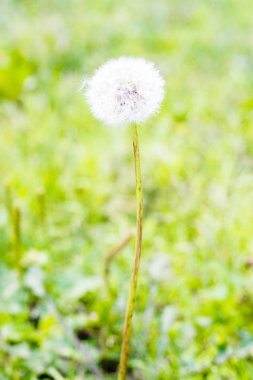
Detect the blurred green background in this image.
<box><xmin>1</xmin><ymin>0</ymin><xmax>253</xmax><ymax>379</ymax></box>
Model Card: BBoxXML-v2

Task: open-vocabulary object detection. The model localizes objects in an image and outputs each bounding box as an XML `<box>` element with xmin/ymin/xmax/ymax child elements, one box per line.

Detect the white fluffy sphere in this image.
<box><xmin>83</xmin><ymin>57</ymin><xmax>165</xmax><ymax>126</ymax></box>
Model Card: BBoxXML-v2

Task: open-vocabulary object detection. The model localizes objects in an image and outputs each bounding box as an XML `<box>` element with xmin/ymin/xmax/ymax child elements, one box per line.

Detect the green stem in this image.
<box><xmin>118</xmin><ymin>124</ymin><xmax>143</xmax><ymax>380</ymax></box>
<box><xmin>37</xmin><ymin>187</ymin><xmax>46</xmax><ymax>228</ymax></box>
<box><xmin>13</xmin><ymin>203</ymin><xmax>21</xmax><ymax>271</ymax></box>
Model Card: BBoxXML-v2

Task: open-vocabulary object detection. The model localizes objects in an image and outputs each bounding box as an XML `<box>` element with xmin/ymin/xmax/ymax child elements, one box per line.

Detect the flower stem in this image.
<box><xmin>37</xmin><ymin>187</ymin><xmax>46</xmax><ymax>229</ymax></box>
<box><xmin>118</xmin><ymin>124</ymin><xmax>143</xmax><ymax>380</ymax></box>
<box><xmin>12</xmin><ymin>203</ymin><xmax>21</xmax><ymax>272</ymax></box>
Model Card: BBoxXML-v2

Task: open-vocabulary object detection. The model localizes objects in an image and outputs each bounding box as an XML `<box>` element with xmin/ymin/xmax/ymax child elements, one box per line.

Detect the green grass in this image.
<box><xmin>1</xmin><ymin>0</ymin><xmax>253</xmax><ymax>378</ymax></box>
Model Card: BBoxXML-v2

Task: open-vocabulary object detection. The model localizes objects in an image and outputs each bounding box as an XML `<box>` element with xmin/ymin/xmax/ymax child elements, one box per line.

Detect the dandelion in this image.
<box><xmin>83</xmin><ymin>56</ymin><xmax>165</xmax><ymax>380</ymax></box>
<box><xmin>84</xmin><ymin>56</ymin><xmax>164</xmax><ymax>127</ymax></box>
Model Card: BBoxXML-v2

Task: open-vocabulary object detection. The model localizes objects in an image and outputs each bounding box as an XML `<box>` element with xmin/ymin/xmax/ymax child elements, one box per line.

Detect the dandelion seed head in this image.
<box><xmin>83</xmin><ymin>57</ymin><xmax>165</xmax><ymax>126</ymax></box>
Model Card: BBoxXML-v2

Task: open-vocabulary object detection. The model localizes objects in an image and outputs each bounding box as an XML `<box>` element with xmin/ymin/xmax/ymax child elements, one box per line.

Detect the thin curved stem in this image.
<box><xmin>118</xmin><ymin>124</ymin><xmax>143</xmax><ymax>380</ymax></box>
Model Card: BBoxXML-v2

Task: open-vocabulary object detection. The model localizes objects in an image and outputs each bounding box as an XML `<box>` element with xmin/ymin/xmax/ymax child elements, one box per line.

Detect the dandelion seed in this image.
<box><xmin>83</xmin><ymin>56</ymin><xmax>165</xmax><ymax>126</ymax></box>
